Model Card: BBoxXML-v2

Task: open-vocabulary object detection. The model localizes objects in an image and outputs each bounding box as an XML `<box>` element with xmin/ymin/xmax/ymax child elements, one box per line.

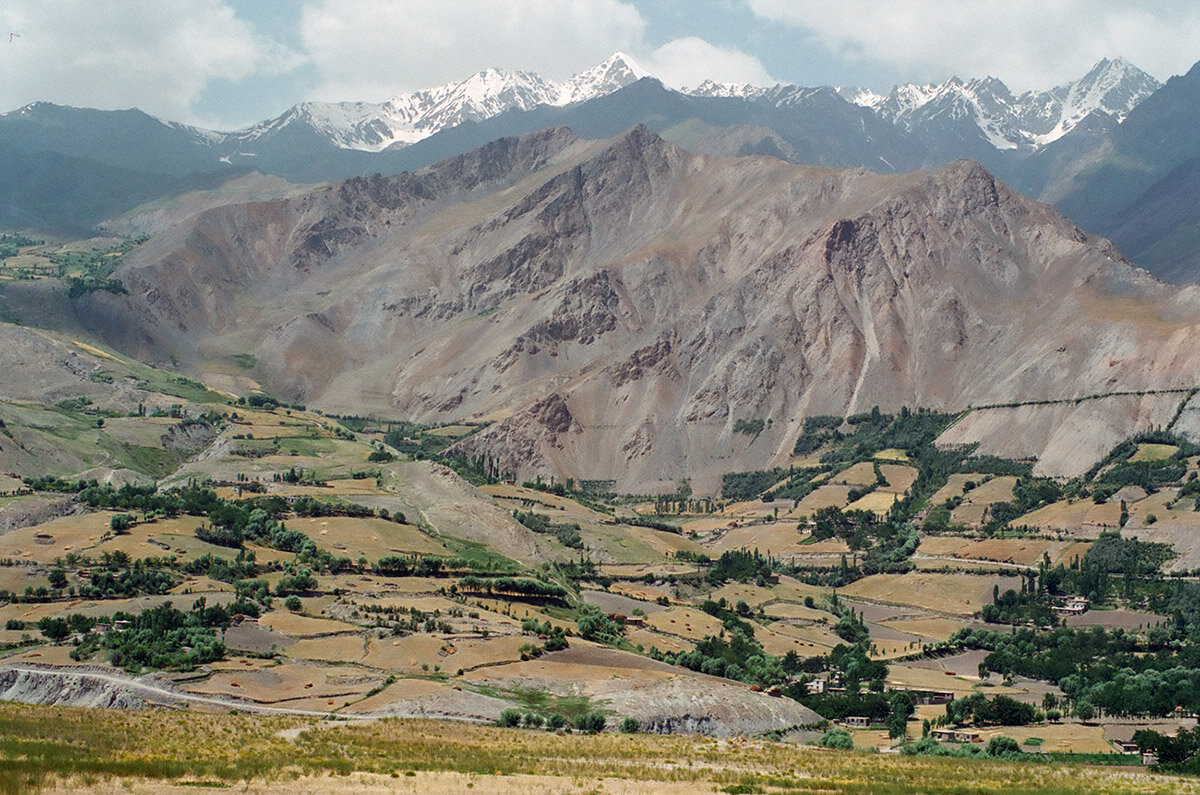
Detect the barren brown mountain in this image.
<box><xmin>50</xmin><ymin>125</ymin><xmax>1200</xmax><ymax>492</ymax></box>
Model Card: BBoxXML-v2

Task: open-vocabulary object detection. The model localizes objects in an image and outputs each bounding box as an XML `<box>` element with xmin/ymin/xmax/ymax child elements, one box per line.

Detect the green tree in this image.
<box><xmin>37</xmin><ymin>616</ymin><xmax>70</xmax><ymax>641</ymax></box>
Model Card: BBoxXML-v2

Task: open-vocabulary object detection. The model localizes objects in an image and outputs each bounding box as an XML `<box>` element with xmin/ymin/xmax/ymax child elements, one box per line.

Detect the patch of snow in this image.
<box><xmin>686</xmin><ymin>79</ymin><xmax>768</xmax><ymax>99</ymax></box>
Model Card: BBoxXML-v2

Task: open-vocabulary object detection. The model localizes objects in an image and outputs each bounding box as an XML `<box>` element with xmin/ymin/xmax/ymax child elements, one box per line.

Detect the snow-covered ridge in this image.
<box><xmin>199</xmin><ymin>53</ymin><xmax>1158</xmax><ymax>155</ymax></box>
<box><xmin>232</xmin><ymin>52</ymin><xmax>649</xmax><ymax>153</ymax></box>
<box><xmin>837</xmin><ymin>57</ymin><xmax>1161</xmax><ymax>149</ymax></box>
<box><xmin>683</xmin><ymin>58</ymin><xmax>1159</xmax><ymax>151</ymax></box>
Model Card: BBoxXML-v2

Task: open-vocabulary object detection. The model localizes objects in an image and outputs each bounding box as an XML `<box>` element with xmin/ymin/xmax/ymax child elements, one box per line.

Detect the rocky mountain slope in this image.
<box><xmin>23</xmin><ymin>125</ymin><xmax>1200</xmax><ymax>492</ymax></box>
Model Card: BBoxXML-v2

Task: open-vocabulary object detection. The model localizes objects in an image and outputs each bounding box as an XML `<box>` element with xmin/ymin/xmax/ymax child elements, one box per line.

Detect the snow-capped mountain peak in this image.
<box><xmin>1017</xmin><ymin>57</ymin><xmax>1162</xmax><ymax>145</ymax></box>
<box><xmin>843</xmin><ymin>58</ymin><xmax>1161</xmax><ymax>150</ymax></box>
<box><xmin>232</xmin><ymin>53</ymin><xmax>652</xmax><ymax>153</ymax></box>
<box><xmin>558</xmin><ymin>52</ymin><xmax>648</xmax><ymax>104</ymax></box>
<box><xmin>835</xmin><ymin>86</ymin><xmax>887</xmax><ymax>110</ymax></box>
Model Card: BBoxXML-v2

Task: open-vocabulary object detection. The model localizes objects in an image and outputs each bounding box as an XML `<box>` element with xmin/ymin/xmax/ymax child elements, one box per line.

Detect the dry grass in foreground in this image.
<box><xmin>0</xmin><ymin>703</ymin><xmax>1197</xmax><ymax>794</ymax></box>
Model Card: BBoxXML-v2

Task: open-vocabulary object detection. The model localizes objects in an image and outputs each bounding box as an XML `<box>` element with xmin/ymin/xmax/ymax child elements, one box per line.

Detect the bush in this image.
<box><xmin>547</xmin><ymin>713</ymin><xmax>567</xmax><ymax>730</ymax></box>
<box><xmin>986</xmin><ymin>736</ymin><xmax>1021</xmax><ymax>757</ymax></box>
<box><xmin>110</xmin><ymin>514</ymin><xmax>132</xmax><ymax>534</ymax></box>
<box><xmin>620</xmin><ymin>716</ymin><xmax>640</xmax><ymax>733</ymax></box>
<box><xmin>283</xmin><ymin>595</ymin><xmax>302</xmax><ymax>612</ymax></box>
<box><xmin>497</xmin><ymin>708</ymin><xmax>523</xmax><ymax>728</ymax></box>
<box><xmin>820</xmin><ymin>728</ymin><xmax>853</xmax><ymax>750</ymax></box>
<box><xmin>574</xmin><ymin>712</ymin><xmax>607</xmax><ymax>733</ymax></box>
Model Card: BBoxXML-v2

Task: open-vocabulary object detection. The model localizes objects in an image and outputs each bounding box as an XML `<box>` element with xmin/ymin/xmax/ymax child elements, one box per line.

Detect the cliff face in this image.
<box><xmin>84</xmin><ymin>125</ymin><xmax>1200</xmax><ymax>491</ymax></box>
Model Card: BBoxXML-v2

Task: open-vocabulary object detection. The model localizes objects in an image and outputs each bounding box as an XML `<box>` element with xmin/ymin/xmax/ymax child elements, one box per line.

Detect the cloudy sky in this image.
<box><xmin>2</xmin><ymin>0</ymin><xmax>1199</xmax><ymax>130</ymax></box>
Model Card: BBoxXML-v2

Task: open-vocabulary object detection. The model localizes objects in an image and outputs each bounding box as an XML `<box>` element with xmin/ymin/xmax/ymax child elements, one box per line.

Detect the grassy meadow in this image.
<box><xmin>0</xmin><ymin>703</ymin><xmax>1193</xmax><ymax>794</ymax></box>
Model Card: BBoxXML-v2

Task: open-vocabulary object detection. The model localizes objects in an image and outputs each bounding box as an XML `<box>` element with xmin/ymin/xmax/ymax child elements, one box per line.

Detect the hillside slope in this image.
<box><xmin>48</xmin><ymin>126</ymin><xmax>1200</xmax><ymax>491</ymax></box>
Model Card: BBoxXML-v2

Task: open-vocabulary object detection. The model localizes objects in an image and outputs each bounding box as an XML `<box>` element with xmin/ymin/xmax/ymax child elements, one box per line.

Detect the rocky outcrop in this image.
<box><xmin>160</xmin><ymin>419</ymin><xmax>218</xmax><ymax>454</ymax></box>
<box><xmin>0</xmin><ymin>667</ymin><xmax>145</xmax><ymax>709</ymax></box>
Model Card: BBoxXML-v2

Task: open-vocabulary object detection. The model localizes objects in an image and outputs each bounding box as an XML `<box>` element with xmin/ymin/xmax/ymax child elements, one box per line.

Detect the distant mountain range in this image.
<box><xmin>701</xmin><ymin>57</ymin><xmax>1158</xmax><ymax>151</ymax></box>
<box><xmin>230</xmin><ymin>53</ymin><xmax>649</xmax><ymax>153</ymax></box>
<box><xmin>4</xmin><ymin>53</ymin><xmax>1200</xmax><ymax>281</ymax></box>
<box><xmin>208</xmin><ymin>53</ymin><xmax>1159</xmax><ymax>159</ymax></box>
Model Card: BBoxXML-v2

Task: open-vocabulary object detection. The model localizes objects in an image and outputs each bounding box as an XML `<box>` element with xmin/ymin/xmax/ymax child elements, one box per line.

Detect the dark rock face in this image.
<box><xmin>530</xmin><ymin>393</ymin><xmax>579</xmax><ymax>436</ymax></box>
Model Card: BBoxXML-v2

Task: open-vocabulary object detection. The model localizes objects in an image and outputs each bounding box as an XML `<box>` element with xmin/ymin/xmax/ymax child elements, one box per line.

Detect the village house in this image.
<box><xmin>932</xmin><ymin>728</ymin><xmax>983</xmax><ymax>743</ymax></box>
<box><xmin>1053</xmin><ymin>595</ymin><xmax>1088</xmax><ymax>615</ymax></box>
<box><xmin>892</xmin><ymin>687</ymin><xmax>955</xmax><ymax>705</ymax></box>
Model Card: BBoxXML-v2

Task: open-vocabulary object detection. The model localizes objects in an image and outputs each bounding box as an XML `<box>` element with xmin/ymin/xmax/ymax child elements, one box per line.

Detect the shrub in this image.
<box><xmin>620</xmin><ymin>717</ymin><xmax>640</xmax><ymax>733</ymax></box>
<box><xmin>497</xmin><ymin>709</ymin><xmax>523</xmax><ymax>728</ymax></box>
<box><xmin>820</xmin><ymin>728</ymin><xmax>853</xmax><ymax>750</ymax></box>
<box><xmin>574</xmin><ymin>712</ymin><xmax>607</xmax><ymax>733</ymax></box>
<box><xmin>986</xmin><ymin>736</ymin><xmax>1021</xmax><ymax>757</ymax></box>
<box><xmin>110</xmin><ymin>514</ymin><xmax>132</xmax><ymax>534</ymax></box>
<box><xmin>283</xmin><ymin>595</ymin><xmax>302</xmax><ymax>612</ymax></box>
<box><xmin>546</xmin><ymin>713</ymin><xmax>567</xmax><ymax>730</ymax></box>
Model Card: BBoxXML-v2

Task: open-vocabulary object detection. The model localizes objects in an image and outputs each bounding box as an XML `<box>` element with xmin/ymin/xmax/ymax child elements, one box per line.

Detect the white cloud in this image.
<box><xmin>0</xmin><ymin>0</ymin><xmax>296</xmax><ymax>122</ymax></box>
<box><xmin>747</xmin><ymin>0</ymin><xmax>1200</xmax><ymax>90</ymax></box>
<box><xmin>642</xmin><ymin>37</ymin><xmax>776</xmax><ymax>90</ymax></box>
<box><xmin>299</xmin><ymin>0</ymin><xmax>647</xmax><ymax>101</ymax></box>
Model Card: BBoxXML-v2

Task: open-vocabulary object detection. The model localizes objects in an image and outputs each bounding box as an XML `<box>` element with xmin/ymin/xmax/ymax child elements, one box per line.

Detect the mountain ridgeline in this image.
<box><xmin>17</xmin><ymin>125</ymin><xmax>1200</xmax><ymax>492</ymax></box>
<box><xmin>7</xmin><ymin>54</ymin><xmax>1200</xmax><ymax>283</ymax></box>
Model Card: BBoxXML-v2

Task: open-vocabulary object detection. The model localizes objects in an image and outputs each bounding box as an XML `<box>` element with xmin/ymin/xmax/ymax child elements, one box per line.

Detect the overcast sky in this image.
<box><xmin>2</xmin><ymin>0</ymin><xmax>1199</xmax><ymax>130</ymax></box>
